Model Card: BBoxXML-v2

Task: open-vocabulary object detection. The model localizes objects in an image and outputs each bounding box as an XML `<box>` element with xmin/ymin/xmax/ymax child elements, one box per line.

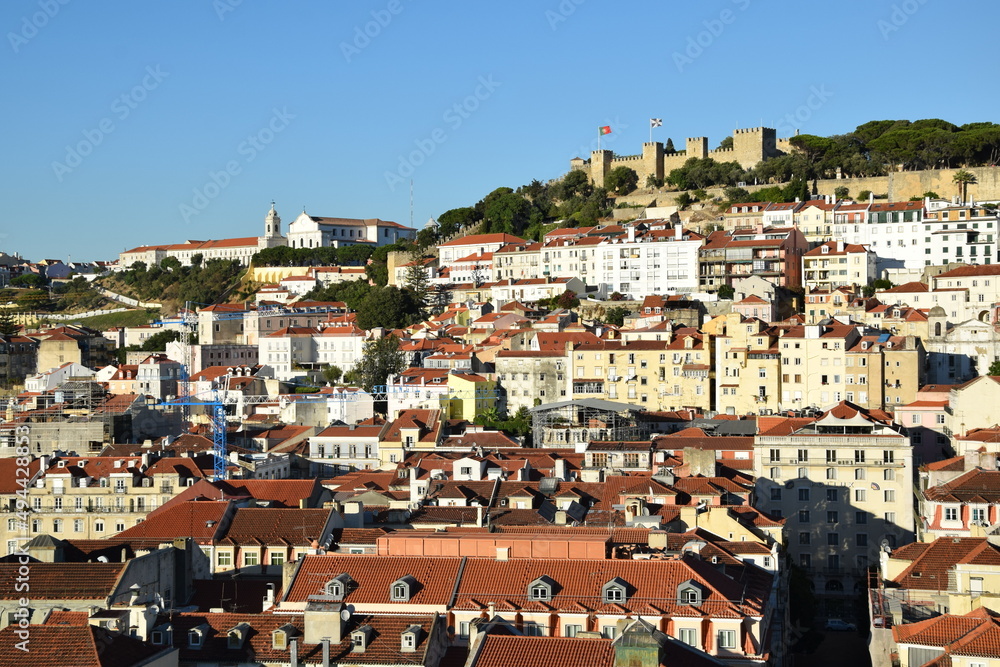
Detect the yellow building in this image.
<box><xmin>715</xmin><ymin>313</ymin><xmax>782</xmax><ymax>416</ymax></box>
<box><xmin>568</xmin><ymin>333</ymin><xmax>713</xmax><ymax>412</ymax></box>
<box><xmin>444</xmin><ymin>372</ymin><xmax>497</xmax><ymax>421</ymax></box>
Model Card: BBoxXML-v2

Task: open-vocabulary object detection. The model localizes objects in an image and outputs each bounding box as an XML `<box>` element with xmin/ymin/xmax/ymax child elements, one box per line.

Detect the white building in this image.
<box><xmin>285</xmin><ymin>210</ymin><xmax>414</xmax><ymax>249</ymax></box>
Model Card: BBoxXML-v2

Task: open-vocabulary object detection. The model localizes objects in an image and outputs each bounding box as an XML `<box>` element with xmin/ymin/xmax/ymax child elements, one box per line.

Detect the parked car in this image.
<box><xmin>824</xmin><ymin>618</ymin><xmax>857</xmax><ymax>632</ymax></box>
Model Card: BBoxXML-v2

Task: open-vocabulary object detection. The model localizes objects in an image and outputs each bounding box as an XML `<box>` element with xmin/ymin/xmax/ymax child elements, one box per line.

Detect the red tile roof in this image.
<box><xmin>892</xmin><ymin>538</ymin><xmax>1000</xmax><ymax>590</ymax></box>
<box><xmin>283</xmin><ymin>554</ymin><xmax>464</xmax><ymax>605</ymax></box>
<box><xmin>0</xmin><ymin>562</ymin><xmax>125</xmax><ymax>600</ymax></box>
<box><xmin>218</xmin><ymin>507</ymin><xmax>332</xmax><ymax>546</ymax></box>
<box><xmin>474</xmin><ymin>635</ymin><xmax>615</xmax><ymax>667</ymax></box>
<box><xmin>0</xmin><ymin>625</ymin><xmax>168</xmax><ymax>667</ymax></box>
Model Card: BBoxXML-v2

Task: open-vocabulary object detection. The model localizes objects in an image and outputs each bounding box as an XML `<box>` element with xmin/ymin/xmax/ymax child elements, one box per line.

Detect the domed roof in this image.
<box><xmin>423</xmin><ymin>217</ymin><xmax>438</xmax><ymax>229</ymax></box>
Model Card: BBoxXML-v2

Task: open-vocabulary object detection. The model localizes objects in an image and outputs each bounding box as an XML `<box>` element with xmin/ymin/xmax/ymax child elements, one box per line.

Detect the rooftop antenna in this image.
<box><xmin>410</xmin><ymin>179</ymin><xmax>414</xmax><ymax>229</ymax></box>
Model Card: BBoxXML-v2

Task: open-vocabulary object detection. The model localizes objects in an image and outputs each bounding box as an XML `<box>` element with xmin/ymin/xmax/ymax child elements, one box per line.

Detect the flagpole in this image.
<box><xmin>649</xmin><ymin>119</ymin><xmax>653</xmax><ymax>144</ymax></box>
<box><xmin>598</xmin><ymin>126</ymin><xmax>601</xmax><ymax>151</ymax></box>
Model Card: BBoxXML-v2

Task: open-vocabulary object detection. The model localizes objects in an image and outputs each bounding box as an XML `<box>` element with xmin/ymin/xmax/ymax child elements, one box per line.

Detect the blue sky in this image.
<box><xmin>1</xmin><ymin>0</ymin><xmax>995</xmax><ymax>261</ymax></box>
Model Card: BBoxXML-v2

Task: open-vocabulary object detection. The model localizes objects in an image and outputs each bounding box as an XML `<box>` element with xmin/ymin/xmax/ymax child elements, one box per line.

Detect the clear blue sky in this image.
<box><xmin>1</xmin><ymin>0</ymin><xmax>996</xmax><ymax>261</ymax></box>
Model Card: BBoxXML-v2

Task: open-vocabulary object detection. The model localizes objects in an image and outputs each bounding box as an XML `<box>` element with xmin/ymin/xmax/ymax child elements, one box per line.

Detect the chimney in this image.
<box><xmin>322</xmin><ymin>638</ymin><xmax>331</xmax><ymax>667</ymax></box>
<box><xmin>627</xmin><ymin>225</ymin><xmax>636</xmax><ymax>243</ymax></box>
<box><xmin>496</xmin><ymin>547</ymin><xmax>510</xmax><ymax>561</ymax></box>
<box><xmin>869</xmin><ymin>192</ymin><xmax>875</xmax><ymax>204</ymax></box>
<box><xmin>555</xmin><ymin>510</ymin><xmax>568</xmax><ymax>525</ymax></box>
<box><xmin>264</xmin><ymin>583</ymin><xmax>275</xmax><ymax>608</ymax></box>
<box><xmin>290</xmin><ymin>638</ymin><xmax>299</xmax><ymax>667</ymax></box>
<box><xmin>679</xmin><ymin>505</ymin><xmax>698</xmax><ymax>531</ymax></box>
<box><xmin>647</xmin><ymin>530</ymin><xmax>668</xmax><ymax>551</ymax></box>
<box><xmin>476</xmin><ymin>504</ymin><xmax>484</xmax><ymax>527</ymax></box>
<box><xmin>674</xmin><ymin>223</ymin><xmax>682</xmax><ymax>241</ymax></box>
<box><xmin>836</xmin><ymin>240</ymin><xmax>844</xmax><ymax>253</ymax></box>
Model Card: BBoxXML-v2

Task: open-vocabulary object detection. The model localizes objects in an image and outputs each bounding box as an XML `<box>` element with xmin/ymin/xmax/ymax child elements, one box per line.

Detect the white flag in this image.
<box><xmin>650</xmin><ymin>118</ymin><xmax>663</xmax><ymax>128</ymax></box>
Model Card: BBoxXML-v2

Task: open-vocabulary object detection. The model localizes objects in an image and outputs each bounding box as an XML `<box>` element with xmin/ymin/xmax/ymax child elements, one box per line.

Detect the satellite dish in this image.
<box><xmin>340</xmin><ymin>609</ymin><xmax>351</xmax><ymax>622</ymax></box>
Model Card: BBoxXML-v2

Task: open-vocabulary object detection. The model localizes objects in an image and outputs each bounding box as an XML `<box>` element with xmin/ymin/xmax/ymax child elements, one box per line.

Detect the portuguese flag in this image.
<box><xmin>599</xmin><ymin>126</ymin><xmax>612</xmax><ymax>135</ymax></box>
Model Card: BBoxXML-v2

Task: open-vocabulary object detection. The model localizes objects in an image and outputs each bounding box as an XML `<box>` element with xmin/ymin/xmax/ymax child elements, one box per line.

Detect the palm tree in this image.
<box><xmin>953</xmin><ymin>170</ymin><xmax>976</xmax><ymax>203</ymax></box>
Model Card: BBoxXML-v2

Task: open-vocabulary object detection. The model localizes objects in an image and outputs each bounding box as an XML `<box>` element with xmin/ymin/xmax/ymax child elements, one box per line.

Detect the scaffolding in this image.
<box><xmin>530</xmin><ymin>398</ymin><xmax>649</xmax><ymax>448</ymax></box>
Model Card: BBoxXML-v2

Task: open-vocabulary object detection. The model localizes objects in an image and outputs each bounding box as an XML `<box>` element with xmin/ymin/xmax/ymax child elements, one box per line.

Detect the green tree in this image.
<box><xmin>857</xmin><ymin>189</ymin><xmax>872</xmax><ymax>202</ymax></box>
<box><xmin>717</xmin><ymin>285</ymin><xmax>735</xmax><ymax>300</ymax></box>
<box><xmin>664</xmin><ymin>138</ymin><xmax>676</xmax><ymax>152</ymax></box>
<box><xmin>603</xmin><ymin>306</ymin><xmax>631</xmax><ymax>327</ymax></box>
<box><xmin>989</xmin><ymin>360</ymin><xmax>1000</xmax><ymax>377</ymax></box>
<box><xmin>355</xmin><ymin>286</ymin><xmax>421</xmax><ymax>330</ymax></box>
<box><xmin>483</xmin><ymin>191</ymin><xmax>531</xmax><ymax>235</ymax></box>
<box><xmin>953</xmin><ymin>169</ymin><xmax>976</xmax><ymax>202</ymax></box>
<box><xmin>15</xmin><ymin>289</ymin><xmax>51</xmax><ymax>311</ymax></box>
<box><xmin>160</xmin><ymin>257</ymin><xmax>182</xmax><ymax>271</ymax></box>
<box><xmin>323</xmin><ymin>364</ymin><xmax>343</xmax><ymax>385</ymax></box>
<box><xmin>834</xmin><ymin>186</ymin><xmax>850</xmax><ymax>199</ymax></box>
<box><xmin>605</xmin><ymin>166</ymin><xmax>639</xmax><ymax>195</ymax></box>
<box><xmin>11</xmin><ymin>274</ymin><xmax>44</xmax><ymax>288</ymax></box>
<box><xmin>645</xmin><ymin>174</ymin><xmax>664</xmax><ymax>189</ymax></box>
<box><xmin>404</xmin><ymin>254</ymin><xmax>430</xmax><ymax>307</ymax></box>
<box><xmin>675</xmin><ymin>192</ymin><xmax>694</xmax><ymax>209</ymax></box>
<box><xmin>716</xmin><ymin>136</ymin><xmax>733</xmax><ymax>150</ymax></box>
<box><xmin>190</xmin><ymin>254</ymin><xmax>203</xmax><ymax>267</ymax></box>
<box><xmin>355</xmin><ymin>335</ymin><xmax>405</xmax><ymax>392</ymax></box>
<box><xmin>0</xmin><ymin>310</ymin><xmax>19</xmax><ymax>336</ymax></box>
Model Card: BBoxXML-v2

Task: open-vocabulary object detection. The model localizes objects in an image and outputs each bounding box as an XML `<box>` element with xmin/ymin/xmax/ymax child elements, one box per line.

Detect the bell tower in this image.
<box><xmin>262</xmin><ymin>201</ymin><xmax>285</xmax><ymax>248</ymax></box>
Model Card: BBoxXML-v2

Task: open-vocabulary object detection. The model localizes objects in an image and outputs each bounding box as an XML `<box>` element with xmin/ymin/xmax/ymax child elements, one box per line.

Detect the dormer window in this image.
<box><xmin>602</xmin><ymin>577</ymin><xmax>629</xmax><ymax>603</ymax></box>
<box><xmin>351</xmin><ymin>625</ymin><xmax>373</xmax><ymax>653</ymax></box>
<box><xmin>188</xmin><ymin>627</ymin><xmax>205</xmax><ymax>649</ymax></box>
<box><xmin>677</xmin><ymin>580</ymin><xmax>704</xmax><ymax>606</ymax></box>
<box><xmin>528</xmin><ymin>575</ymin><xmax>556</xmax><ymax>602</ymax></box>
<box><xmin>401</xmin><ymin>625</ymin><xmax>422</xmax><ymax>653</ymax></box>
<box><xmin>325</xmin><ymin>573</ymin><xmax>354</xmax><ymax>599</ymax></box>
<box><xmin>272</xmin><ymin>624</ymin><xmax>297</xmax><ymax>650</ymax></box>
<box><xmin>391</xmin><ymin>575</ymin><xmax>418</xmax><ymax>602</ymax></box>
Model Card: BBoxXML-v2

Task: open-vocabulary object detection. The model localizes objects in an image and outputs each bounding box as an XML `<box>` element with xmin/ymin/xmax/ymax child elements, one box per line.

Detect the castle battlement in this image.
<box><xmin>576</xmin><ymin>125</ymin><xmax>788</xmax><ymax>187</ymax></box>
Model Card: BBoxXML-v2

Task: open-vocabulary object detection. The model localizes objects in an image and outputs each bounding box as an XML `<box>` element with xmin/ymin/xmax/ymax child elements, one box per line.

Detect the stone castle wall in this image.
<box><xmin>577</xmin><ymin>127</ymin><xmax>784</xmax><ymax>187</ymax></box>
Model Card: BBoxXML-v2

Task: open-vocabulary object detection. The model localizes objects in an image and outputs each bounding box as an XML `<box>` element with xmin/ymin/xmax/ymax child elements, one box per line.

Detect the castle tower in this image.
<box><xmin>642</xmin><ymin>142</ymin><xmax>665</xmax><ymax>182</ymax></box>
<box><xmin>590</xmin><ymin>150</ymin><xmax>613</xmax><ymax>188</ymax></box>
<box><xmin>686</xmin><ymin>137</ymin><xmax>708</xmax><ymax>161</ymax></box>
<box><xmin>733</xmin><ymin>127</ymin><xmax>778</xmax><ymax>169</ymax></box>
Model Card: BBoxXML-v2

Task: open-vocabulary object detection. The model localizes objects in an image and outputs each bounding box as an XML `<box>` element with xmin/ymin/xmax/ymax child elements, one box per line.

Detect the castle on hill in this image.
<box><xmin>570</xmin><ymin>126</ymin><xmax>795</xmax><ymax>187</ymax></box>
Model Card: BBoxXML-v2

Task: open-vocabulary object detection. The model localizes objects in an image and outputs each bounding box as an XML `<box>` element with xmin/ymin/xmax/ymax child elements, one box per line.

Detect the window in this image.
<box><xmin>270</xmin><ymin>553</ymin><xmax>285</xmax><ymax>566</ymax></box>
<box><xmin>798</xmin><ymin>488</ymin><xmax>810</xmax><ymax>502</ymax></box>
<box><xmin>884</xmin><ymin>469</ymin><xmax>895</xmax><ymax>481</ymax></box>
<box><xmin>857</xmin><ymin>534</ymin><xmax>868</xmax><ymax>547</ymax></box>
<box><xmin>243</xmin><ymin>552</ymin><xmax>258</xmax><ymax>567</ymax></box>
<box><xmin>530</xmin><ymin>585</ymin><xmax>550</xmax><ymax>601</ymax></box>
<box><xmin>855</xmin><ymin>511</ymin><xmax>867</xmax><ymax>524</ymax></box>
<box><xmin>799</xmin><ymin>532</ymin><xmax>810</xmax><ymax>545</ymax></box>
<box><xmin>217</xmin><ymin>552</ymin><xmax>232</xmax><ymax>567</ymax></box>
<box><xmin>458</xmin><ymin>622</ymin><xmax>470</xmax><ymax>639</ymax></box>
<box><xmin>52</xmin><ymin>519</ymin><xmax>62</xmax><ymax>533</ymax></box>
<box><xmin>827</xmin><ymin>532</ymin><xmax>839</xmax><ymax>546</ymax></box>
<box><xmin>798</xmin><ymin>510</ymin><xmax>810</xmax><ymax>522</ymax></box>
<box><xmin>826</xmin><ymin>489</ymin><xmax>837</xmax><ymax>502</ymax></box>
<box><xmin>681</xmin><ymin>588</ymin><xmax>699</xmax><ymax>605</ymax></box>
<box><xmin>826</xmin><ymin>468</ymin><xmax>836</xmax><ymax>480</ymax></box>
<box><xmin>885</xmin><ymin>512</ymin><xmax>896</xmax><ymax>525</ymax></box>
<box><xmin>679</xmin><ymin>628</ymin><xmax>697</xmax><ymax>646</ymax></box>
<box><xmin>565</xmin><ymin>624</ymin><xmax>582</xmax><ymax>638</ymax></box>
<box><xmin>884</xmin><ymin>490</ymin><xmax>896</xmax><ymax>503</ymax></box>
<box><xmin>855</xmin><ymin>468</ymin><xmax>865</xmax><ymax>480</ymax></box>
<box><xmin>770</xmin><ymin>488</ymin><xmax>781</xmax><ymax>501</ymax></box>
<box><xmin>944</xmin><ymin>507</ymin><xmax>959</xmax><ymax>521</ymax></box>
<box><xmin>827</xmin><ymin>511</ymin><xmax>838</xmax><ymax>524</ymax></box>
<box><xmin>854</xmin><ymin>489</ymin><xmax>866</xmax><ymax>502</ymax></box>
<box><xmin>718</xmin><ymin>630</ymin><xmax>737</xmax><ymax>650</ymax></box>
